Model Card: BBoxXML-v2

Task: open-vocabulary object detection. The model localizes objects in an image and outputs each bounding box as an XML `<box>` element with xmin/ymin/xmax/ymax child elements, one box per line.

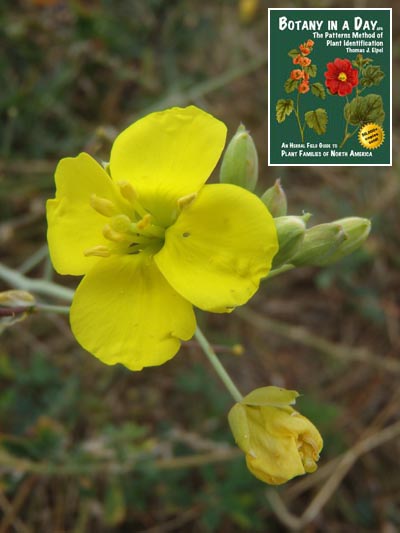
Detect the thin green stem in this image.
<box><xmin>0</xmin><ymin>262</ymin><xmax>74</xmax><ymax>302</ymax></box>
<box><xmin>35</xmin><ymin>303</ymin><xmax>71</xmax><ymax>315</ymax></box>
<box><xmin>294</xmin><ymin>91</ymin><xmax>304</xmax><ymax>143</ymax></box>
<box><xmin>194</xmin><ymin>326</ymin><xmax>243</xmax><ymax>403</ymax></box>
<box><xmin>266</xmin><ymin>264</ymin><xmax>295</xmax><ymax>279</ymax></box>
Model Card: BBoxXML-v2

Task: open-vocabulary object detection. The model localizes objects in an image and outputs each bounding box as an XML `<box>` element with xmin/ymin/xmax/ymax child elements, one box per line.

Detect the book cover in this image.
<box><xmin>268</xmin><ymin>8</ymin><xmax>392</xmax><ymax>166</ymax></box>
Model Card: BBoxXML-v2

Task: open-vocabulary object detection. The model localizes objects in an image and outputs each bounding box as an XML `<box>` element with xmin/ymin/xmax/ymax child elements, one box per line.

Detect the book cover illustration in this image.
<box><xmin>268</xmin><ymin>8</ymin><xmax>392</xmax><ymax>166</ymax></box>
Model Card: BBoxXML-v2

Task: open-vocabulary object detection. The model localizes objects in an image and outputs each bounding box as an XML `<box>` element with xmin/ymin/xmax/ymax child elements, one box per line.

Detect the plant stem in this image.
<box><xmin>294</xmin><ymin>91</ymin><xmax>304</xmax><ymax>143</ymax></box>
<box><xmin>266</xmin><ymin>264</ymin><xmax>295</xmax><ymax>279</ymax></box>
<box><xmin>35</xmin><ymin>303</ymin><xmax>71</xmax><ymax>314</ymax></box>
<box><xmin>0</xmin><ymin>262</ymin><xmax>74</xmax><ymax>302</ymax></box>
<box><xmin>194</xmin><ymin>326</ymin><xmax>243</xmax><ymax>403</ymax></box>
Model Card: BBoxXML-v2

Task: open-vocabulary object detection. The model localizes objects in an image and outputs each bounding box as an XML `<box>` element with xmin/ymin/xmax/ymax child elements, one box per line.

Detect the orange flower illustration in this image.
<box><xmin>290</xmin><ymin>69</ymin><xmax>304</xmax><ymax>81</ymax></box>
<box><xmin>298</xmin><ymin>81</ymin><xmax>310</xmax><ymax>94</ymax></box>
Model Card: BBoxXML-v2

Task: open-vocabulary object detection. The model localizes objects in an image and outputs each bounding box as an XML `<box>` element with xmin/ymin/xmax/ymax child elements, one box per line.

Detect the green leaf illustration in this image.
<box><xmin>360</xmin><ymin>65</ymin><xmax>385</xmax><ymax>87</ymax></box>
<box><xmin>311</xmin><ymin>82</ymin><xmax>326</xmax><ymax>99</ymax></box>
<box><xmin>284</xmin><ymin>78</ymin><xmax>299</xmax><ymax>93</ymax></box>
<box><xmin>305</xmin><ymin>108</ymin><xmax>328</xmax><ymax>135</ymax></box>
<box><xmin>276</xmin><ymin>99</ymin><xmax>294</xmax><ymax>123</ymax></box>
<box><xmin>288</xmin><ymin>48</ymin><xmax>300</xmax><ymax>58</ymax></box>
<box><xmin>304</xmin><ymin>64</ymin><xmax>317</xmax><ymax>78</ymax></box>
<box><xmin>352</xmin><ymin>54</ymin><xmax>373</xmax><ymax>71</ymax></box>
<box><xmin>344</xmin><ymin>94</ymin><xmax>385</xmax><ymax>126</ymax></box>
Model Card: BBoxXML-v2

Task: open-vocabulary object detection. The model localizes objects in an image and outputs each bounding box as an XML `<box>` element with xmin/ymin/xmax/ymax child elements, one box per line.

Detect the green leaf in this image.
<box><xmin>352</xmin><ymin>53</ymin><xmax>373</xmax><ymax>71</ymax></box>
<box><xmin>360</xmin><ymin>65</ymin><xmax>385</xmax><ymax>87</ymax></box>
<box><xmin>304</xmin><ymin>63</ymin><xmax>317</xmax><ymax>78</ymax></box>
<box><xmin>344</xmin><ymin>94</ymin><xmax>385</xmax><ymax>126</ymax></box>
<box><xmin>276</xmin><ymin>99</ymin><xmax>294</xmax><ymax>123</ymax></box>
<box><xmin>311</xmin><ymin>82</ymin><xmax>326</xmax><ymax>99</ymax></box>
<box><xmin>305</xmin><ymin>108</ymin><xmax>328</xmax><ymax>135</ymax></box>
<box><xmin>284</xmin><ymin>78</ymin><xmax>299</xmax><ymax>93</ymax></box>
<box><xmin>288</xmin><ymin>48</ymin><xmax>300</xmax><ymax>58</ymax></box>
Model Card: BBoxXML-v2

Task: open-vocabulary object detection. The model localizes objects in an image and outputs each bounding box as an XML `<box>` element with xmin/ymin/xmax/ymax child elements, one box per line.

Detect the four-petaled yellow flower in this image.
<box><xmin>228</xmin><ymin>386</ymin><xmax>323</xmax><ymax>485</ymax></box>
<box><xmin>47</xmin><ymin>106</ymin><xmax>278</xmax><ymax>370</ymax></box>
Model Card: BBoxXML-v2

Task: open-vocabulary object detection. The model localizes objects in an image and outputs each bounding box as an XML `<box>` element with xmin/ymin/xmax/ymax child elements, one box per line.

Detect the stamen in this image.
<box><xmin>84</xmin><ymin>245</ymin><xmax>111</xmax><ymax>257</ymax></box>
<box><xmin>177</xmin><ymin>192</ymin><xmax>197</xmax><ymax>210</ymax></box>
<box><xmin>137</xmin><ymin>213</ymin><xmax>151</xmax><ymax>230</ymax></box>
<box><xmin>118</xmin><ymin>180</ymin><xmax>148</xmax><ymax>218</ymax></box>
<box><xmin>118</xmin><ymin>180</ymin><xmax>137</xmax><ymax>204</ymax></box>
<box><xmin>90</xmin><ymin>194</ymin><xmax>117</xmax><ymax>217</ymax></box>
<box><xmin>102</xmin><ymin>225</ymin><xmax>130</xmax><ymax>243</ymax></box>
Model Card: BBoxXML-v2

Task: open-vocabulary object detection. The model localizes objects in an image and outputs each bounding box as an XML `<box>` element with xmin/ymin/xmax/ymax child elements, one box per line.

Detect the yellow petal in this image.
<box><xmin>246</xmin><ymin>434</ymin><xmax>305</xmax><ymax>485</ymax></box>
<box><xmin>154</xmin><ymin>184</ymin><xmax>278</xmax><ymax>312</ymax></box>
<box><xmin>47</xmin><ymin>153</ymin><xmax>117</xmax><ymax>275</ymax></box>
<box><xmin>246</xmin><ymin>406</ymin><xmax>306</xmax><ymax>484</ymax></box>
<box><xmin>109</xmin><ymin>106</ymin><xmax>227</xmax><ymax>225</ymax></box>
<box><xmin>70</xmin><ymin>255</ymin><xmax>196</xmax><ymax>370</ymax></box>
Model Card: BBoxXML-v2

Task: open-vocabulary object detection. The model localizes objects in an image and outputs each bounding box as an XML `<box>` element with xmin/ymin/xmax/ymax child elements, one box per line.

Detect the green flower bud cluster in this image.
<box><xmin>219</xmin><ymin>123</ymin><xmax>371</xmax><ymax>272</ymax></box>
<box><xmin>271</xmin><ymin>213</ymin><xmax>370</xmax><ymax>270</ymax></box>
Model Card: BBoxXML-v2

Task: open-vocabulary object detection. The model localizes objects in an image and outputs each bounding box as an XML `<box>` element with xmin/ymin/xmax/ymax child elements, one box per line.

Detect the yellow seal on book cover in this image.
<box><xmin>358</xmin><ymin>123</ymin><xmax>385</xmax><ymax>150</ymax></box>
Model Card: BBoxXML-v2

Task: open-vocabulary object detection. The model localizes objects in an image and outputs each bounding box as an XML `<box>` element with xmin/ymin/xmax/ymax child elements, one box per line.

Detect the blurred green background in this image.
<box><xmin>0</xmin><ymin>0</ymin><xmax>399</xmax><ymax>531</ymax></box>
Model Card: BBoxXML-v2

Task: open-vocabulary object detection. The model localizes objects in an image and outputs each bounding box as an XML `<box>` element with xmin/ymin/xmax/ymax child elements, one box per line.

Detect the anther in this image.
<box><xmin>137</xmin><ymin>213</ymin><xmax>151</xmax><ymax>230</ymax></box>
<box><xmin>118</xmin><ymin>181</ymin><xmax>137</xmax><ymax>204</ymax></box>
<box><xmin>90</xmin><ymin>194</ymin><xmax>117</xmax><ymax>217</ymax></box>
<box><xmin>177</xmin><ymin>192</ymin><xmax>197</xmax><ymax>210</ymax></box>
<box><xmin>84</xmin><ymin>245</ymin><xmax>111</xmax><ymax>257</ymax></box>
<box><xmin>118</xmin><ymin>180</ymin><xmax>147</xmax><ymax>218</ymax></box>
<box><xmin>102</xmin><ymin>225</ymin><xmax>130</xmax><ymax>243</ymax></box>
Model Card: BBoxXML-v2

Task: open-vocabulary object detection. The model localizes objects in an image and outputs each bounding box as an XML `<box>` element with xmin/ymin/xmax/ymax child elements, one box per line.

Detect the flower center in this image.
<box><xmin>338</xmin><ymin>72</ymin><xmax>347</xmax><ymax>82</ymax></box>
<box><xmin>84</xmin><ymin>182</ymin><xmax>198</xmax><ymax>259</ymax></box>
<box><xmin>84</xmin><ymin>181</ymin><xmax>167</xmax><ymax>258</ymax></box>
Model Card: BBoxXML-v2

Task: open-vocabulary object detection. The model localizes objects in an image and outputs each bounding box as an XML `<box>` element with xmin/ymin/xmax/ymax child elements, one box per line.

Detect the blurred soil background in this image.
<box><xmin>0</xmin><ymin>0</ymin><xmax>399</xmax><ymax>531</ymax></box>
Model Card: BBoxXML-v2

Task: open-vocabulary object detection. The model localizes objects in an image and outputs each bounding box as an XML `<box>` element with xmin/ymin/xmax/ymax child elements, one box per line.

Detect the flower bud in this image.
<box><xmin>228</xmin><ymin>386</ymin><xmax>323</xmax><ymax>485</ymax></box>
<box><xmin>239</xmin><ymin>0</ymin><xmax>259</xmax><ymax>24</ymax></box>
<box><xmin>260</xmin><ymin>179</ymin><xmax>287</xmax><ymax>217</ymax></box>
<box><xmin>290</xmin><ymin>222</ymin><xmax>347</xmax><ymax>267</ymax></box>
<box><xmin>0</xmin><ymin>290</ymin><xmax>35</xmax><ymax>308</ymax></box>
<box><xmin>272</xmin><ymin>214</ymin><xmax>309</xmax><ymax>268</ymax></box>
<box><xmin>0</xmin><ymin>290</ymin><xmax>35</xmax><ymax>333</ymax></box>
<box><xmin>220</xmin><ymin>124</ymin><xmax>258</xmax><ymax>192</ymax></box>
<box><xmin>316</xmin><ymin>217</ymin><xmax>371</xmax><ymax>266</ymax></box>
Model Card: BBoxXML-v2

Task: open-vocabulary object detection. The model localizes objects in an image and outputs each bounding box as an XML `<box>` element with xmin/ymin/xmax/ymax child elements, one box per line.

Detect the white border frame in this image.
<box><xmin>267</xmin><ymin>7</ymin><xmax>392</xmax><ymax>167</ymax></box>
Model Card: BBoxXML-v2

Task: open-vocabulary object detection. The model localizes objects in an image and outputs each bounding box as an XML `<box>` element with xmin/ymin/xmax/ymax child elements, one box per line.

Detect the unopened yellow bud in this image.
<box><xmin>260</xmin><ymin>179</ymin><xmax>287</xmax><ymax>217</ymax></box>
<box><xmin>239</xmin><ymin>0</ymin><xmax>259</xmax><ymax>24</ymax></box>
<box><xmin>220</xmin><ymin>124</ymin><xmax>258</xmax><ymax>192</ymax></box>
<box><xmin>316</xmin><ymin>217</ymin><xmax>371</xmax><ymax>266</ymax></box>
<box><xmin>232</xmin><ymin>344</ymin><xmax>245</xmax><ymax>356</ymax></box>
<box><xmin>272</xmin><ymin>214</ymin><xmax>309</xmax><ymax>268</ymax></box>
<box><xmin>290</xmin><ymin>222</ymin><xmax>347</xmax><ymax>267</ymax></box>
<box><xmin>228</xmin><ymin>386</ymin><xmax>323</xmax><ymax>485</ymax></box>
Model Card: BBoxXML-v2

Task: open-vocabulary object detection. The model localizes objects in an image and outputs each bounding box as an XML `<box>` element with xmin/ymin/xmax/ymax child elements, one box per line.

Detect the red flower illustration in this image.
<box><xmin>324</xmin><ymin>58</ymin><xmax>358</xmax><ymax>96</ymax></box>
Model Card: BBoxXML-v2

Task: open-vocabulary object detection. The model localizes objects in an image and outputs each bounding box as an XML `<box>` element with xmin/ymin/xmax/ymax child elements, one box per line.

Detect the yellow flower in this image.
<box><xmin>228</xmin><ymin>386</ymin><xmax>323</xmax><ymax>485</ymax></box>
<box><xmin>46</xmin><ymin>106</ymin><xmax>278</xmax><ymax>370</ymax></box>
